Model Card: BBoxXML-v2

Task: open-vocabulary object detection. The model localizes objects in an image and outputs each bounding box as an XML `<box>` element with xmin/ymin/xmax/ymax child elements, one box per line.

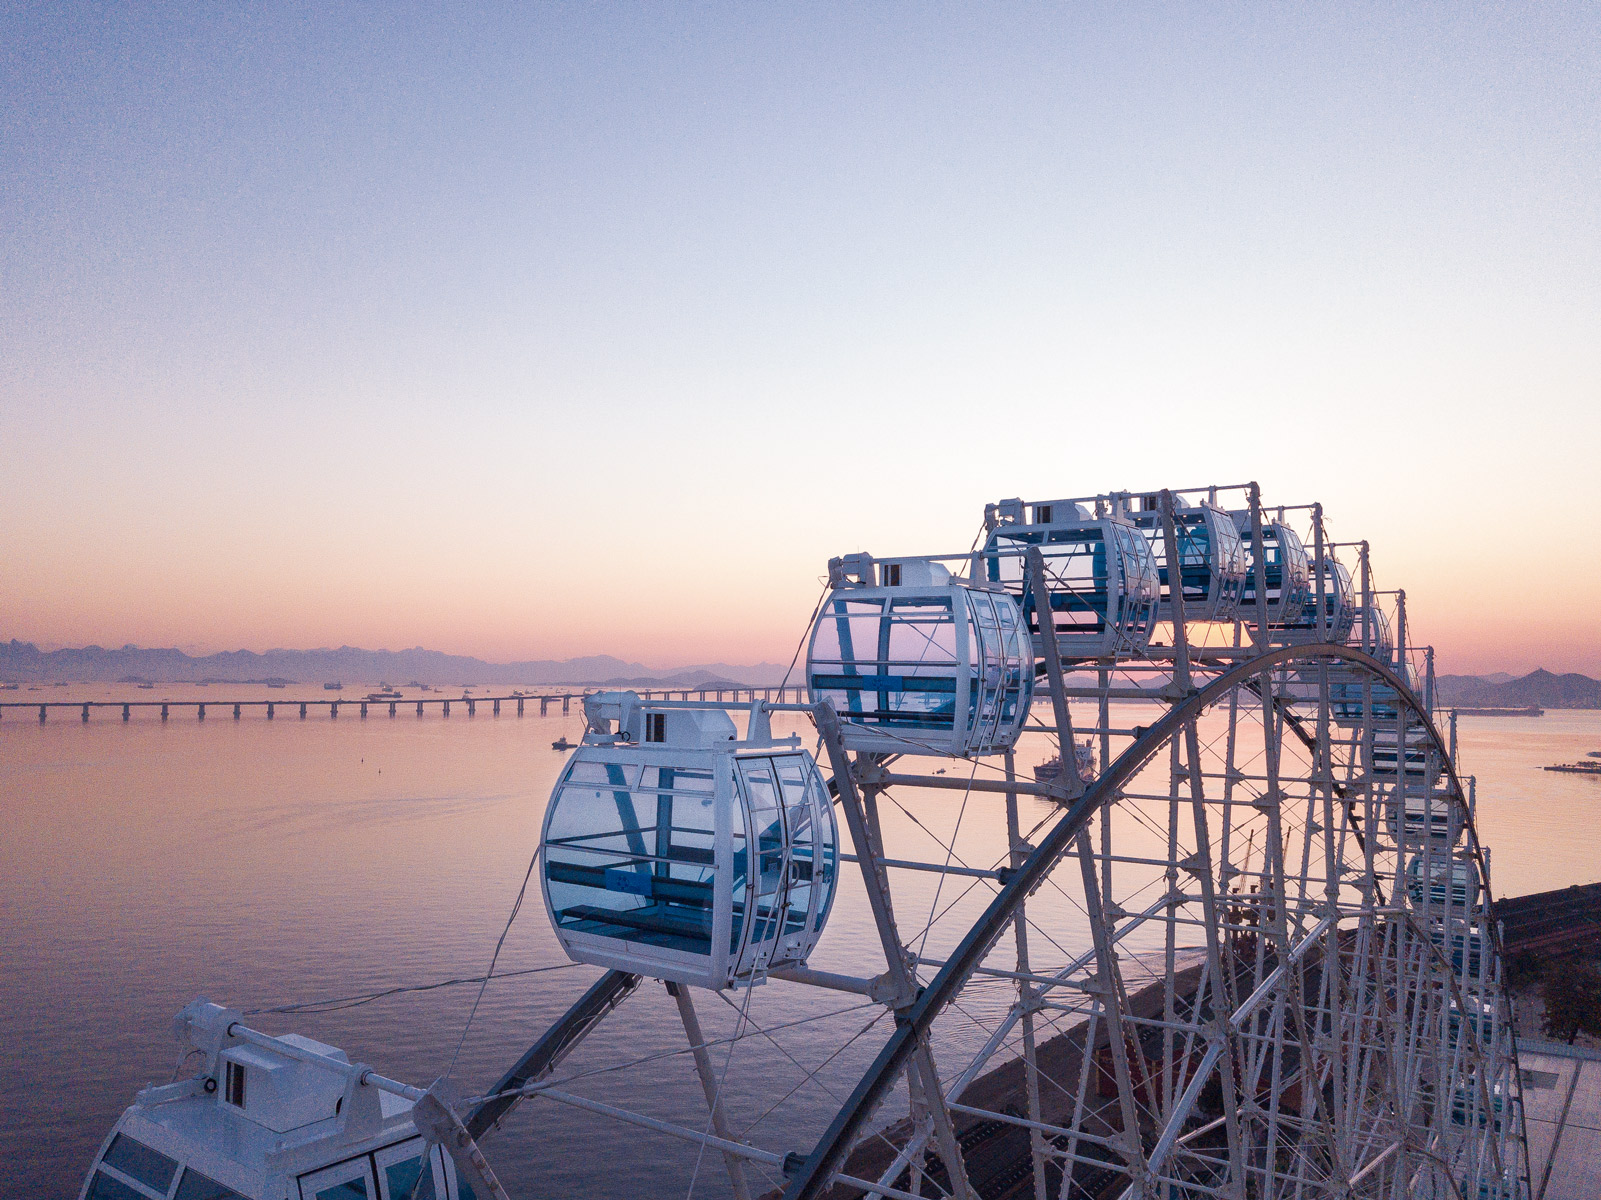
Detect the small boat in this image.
<box><xmin>1035</xmin><ymin>740</ymin><xmax>1098</xmax><ymax>787</ymax></box>
<box><xmin>552</xmin><ymin>736</ymin><xmax>576</xmax><ymax>751</ymax></box>
<box><xmin>366</xmin><ymin>690</ymin><xmax>402</xmax><ymax>700</ymax></box>
<box><xmin>1588</xmin><ymin>750</ymin><xmax>1601</xmax><ymax>759</ymax></box>
<box><xmin>323</xmin><ymin>682</ymin><xmax>343</xmax><ymax>692</ymax></box>
<box><xmin>1544</xmin><ymin>761</ymin><xmax>1601</xmax><ymax>776</ymax></box>
<box><xmin>137</xmin><ymin>682</ymin><xmax>155</xmax><ymax>690</ymax></box>
<box><xmin>266</xmin><ymin>681</ymin><xmax>287</xmax><ymax>689</ymax></box>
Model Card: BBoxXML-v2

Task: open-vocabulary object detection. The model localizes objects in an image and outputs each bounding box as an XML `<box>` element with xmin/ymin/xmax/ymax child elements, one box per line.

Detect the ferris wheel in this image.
<box><xmin>78</xmin><ymin>483</ymin><xmax>1528</xmax><ymax>1200</ymax></box>
<box><xmin>475</xmin><ymin>483</ymin><xmax>1528</xmax><ymax>1200</ymax></box>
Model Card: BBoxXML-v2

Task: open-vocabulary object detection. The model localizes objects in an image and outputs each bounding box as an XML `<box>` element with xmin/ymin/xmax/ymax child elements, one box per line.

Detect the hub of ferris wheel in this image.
<box><xmin>80</xmin><ymin>483</ymin><xmax>1527</xmax><ymax>1200</ymax></box>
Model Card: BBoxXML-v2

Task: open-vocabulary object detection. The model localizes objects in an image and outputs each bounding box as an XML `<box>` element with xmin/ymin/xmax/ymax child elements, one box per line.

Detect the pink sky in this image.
<box><xmin>4</xmin><ymin>7</ymin><xmax>1598</xmax><ymax>677</ymax></box>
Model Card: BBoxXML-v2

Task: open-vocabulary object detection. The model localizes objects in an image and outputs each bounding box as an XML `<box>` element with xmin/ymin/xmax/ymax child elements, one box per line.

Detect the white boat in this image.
<box><xmin>79</xmin><ymin>1000</ymin><xmax>502</xmax><ymax>1200</ymax></box>
<box><xmin>1034</xmin><ymin>740</ymin><xmax>1097</xmax><ymax>786</ymax></box>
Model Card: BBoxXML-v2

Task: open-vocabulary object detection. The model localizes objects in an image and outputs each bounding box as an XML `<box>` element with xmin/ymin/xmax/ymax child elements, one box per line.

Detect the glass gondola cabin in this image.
<box><xmin>1271</xmin><ymin>556</ymin><xmax>1355</xmax><ymax>646</ymax></box>
<box><xmin>1367</xmin><ymin>724</ymin><xmax>1441</xmax><ymax>787</ymax></box>
<box><xmin>1384</xmin><ymin>788</ymin><xmax>1465</xmax><ymax>847</ymax></box>
<box><xmin>981</xmin><ymin>498</ymin><xmax>1160</xmax><ymax>662</ymax></box>
<box><xmin>805</xmin><ymin>554</ymin><xmax>1034</xmax><ymax>757</ymax></box>
<box><xmin>1432</xmin><ymin>926</ymin><xmax>1491</xmax><ymax>983</ymax></box>
<box><xmin>1124</xmin><ymin>495</ymin><xmax>1248</xmax><ymax>624</ymax></box>
<box><xmin>541</xmin><ymin>693</ymin><xmax>838</xmax><ymax>988</ymax></box>
<box><xmin>1330</xmin><ymin>603</ymin><xmax>1408</xmax><ymax>728</ymax></box>
<box><xmin>1447</xmin><ymin>993</ymin><xmax>1500</xmax><ymax>1048</ymax></box>
<box><xmin>1230</xmin><ymin>512</ymin><xmax>1312</xmax><ymax>632</ymax></box>
<box><xmin>1406</xmin><ymin>851</ymin><xmax>1482</xmax><ymax>914</ymax></box>
<box><xmin>80</xmin><ymin>1001</ymin><xmax>470</xmax><ymax>1200</ymax></box>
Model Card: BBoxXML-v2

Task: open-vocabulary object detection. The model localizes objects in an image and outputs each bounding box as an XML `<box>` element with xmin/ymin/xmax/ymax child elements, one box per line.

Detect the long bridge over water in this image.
<box><xmin>0</xmin><ymin>685</ymin><xmax>804</xmax><ymax>723</ymax></box>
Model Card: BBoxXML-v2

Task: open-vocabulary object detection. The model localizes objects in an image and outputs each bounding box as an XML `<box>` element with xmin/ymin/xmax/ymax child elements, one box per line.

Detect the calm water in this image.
<box><xmin>2</xmin><ymin>688</ymin><xmax>1598</xmax><ymax>1197</ymax></box>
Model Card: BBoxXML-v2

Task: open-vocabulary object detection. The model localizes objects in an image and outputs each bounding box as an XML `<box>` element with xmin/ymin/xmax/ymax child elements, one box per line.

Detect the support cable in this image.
<box><xmin>447</xmin><ymin>845</ymin><xmax>542</xmax><ymax>1079</ymax></box>
<box><xmin>242</xmin><ymin>962</ymin><xmax>579</xmax><ymax>1016</ymax></box>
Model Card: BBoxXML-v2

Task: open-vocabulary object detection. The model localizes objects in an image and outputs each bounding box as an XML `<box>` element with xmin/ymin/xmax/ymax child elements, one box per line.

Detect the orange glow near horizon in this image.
<box><xmin>6</xmin><ymin>468</ymin><xmax>1599</xmax><ymax>677</ymax></box>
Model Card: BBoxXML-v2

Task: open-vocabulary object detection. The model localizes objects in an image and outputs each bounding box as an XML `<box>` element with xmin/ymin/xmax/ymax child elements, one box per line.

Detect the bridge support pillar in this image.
<box><xmin>330</xmin><ymin>702</ymin><xmax>338</xmax><ymax>719</ymax></box>
<box><xmin>417</xmin><ymin>701</ymin><xmax>424</xmax><ymax>717</ymax></box>
<box><xmin>493</xmin><ymin>699</ymin><xmax>500</xmax><ymax>716</ymax></box>
<box><xmin>443</xmin><ymin>701</ymin><xmax>451</xmax><ymax>717</ymax></box>
<box><xmin>123</xmin><ymin>704</ymin><xmax>131</xmax><ymax>722</ymax></box>
<box><xmin>82</xmin><ymin>703</ymin><xmax>90</xmax><ymax>722</ymax></box>
<box><xmin>233</xmin><ymin>704</ymin><xmax>241</xmax><ymax>720</ymax></box>
<box><xmin>299</xmin><ymin>703</ymin><xmax>307</xmax><ymax>719</ymax></box>
<box><xmin>540</xmin><ymin>697</ymin><xmax>549</xmax><ymax>715</ymax></box>
<box><xmin>197</xmin><ymin>704</ymin><xmax>205</xmax><ymax>720</ymax></box>
<box><xmin>517</xmin><ymin>697</ymin><xmax>524</xmax><ymax>716</ymax></box>
<box><xmin>360</xmin><ymin>702</ymin><xmax>368</xmax><ymax>718</ymax></box>
<box><xmin>468</xmin><ymin>699</ymin><xmax>476</xmax><ymax>717</ymax></box>
<box><xmin>40</xmin><ymin>705</ymin><xmax>47</xmax><ymax>723</ymax></box>
<box><xmin>389</xmin><ymin>702</ymin><xmax>397</xmax><ymax>717</ymax></box>
<box><xmin>268</xmin><ymin>703</ymin><xmax>275</xmax><ymax>720</ymax></box>
<box><xmin>562</xmin><ymin>696</ymin><xmax>570</xmax><ymax>714</ymax></box>
<box><xmin>161</xmin><ymin>704</ymin><xmax>169</xmax><ymax>721</ymax></box>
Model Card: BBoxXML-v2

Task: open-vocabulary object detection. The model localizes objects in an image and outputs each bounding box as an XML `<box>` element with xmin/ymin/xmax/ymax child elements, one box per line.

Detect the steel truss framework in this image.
<box><xmin>471</xmin><ymin>484</ymin><xmax>1529</xmax><ymax>1200</ymax></box>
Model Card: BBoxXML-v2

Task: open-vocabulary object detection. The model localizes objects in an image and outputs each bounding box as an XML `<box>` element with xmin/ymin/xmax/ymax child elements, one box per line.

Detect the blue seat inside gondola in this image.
<box><xmin>549</xmin><ymin>855</ymin><xmax>720</xmax><ymax>952</ymax></box>
<box><xmin>808</xmin><ymin>672</ymin><xmax>958</xmax><ymax>729</ymax></box>
<box><xmin>1133</xmin><ymin>511</ymin><xmax>1229</xmax><ymax>605</ymax></box>
<box><xmin>548</xmin><ymin>809</ymin><xmax>816</xmax><ymax>953</ymax></box>
<box><xmin>986</xmin><ymin>528</ymin><xmax>1113</xmax><ymax>635</ymax></box>
<box><xmin>544</xmin><ymin>760</ymin><xmax>728</xmax><ymax>954</ymax></box>
<box><xmin>812</xmin><ymin>592</ymin><xmax>962</xmax><ymax>729</ymax></box>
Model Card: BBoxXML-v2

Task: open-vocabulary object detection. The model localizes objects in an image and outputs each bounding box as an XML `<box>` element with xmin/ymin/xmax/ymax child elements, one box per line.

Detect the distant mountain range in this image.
<box><xmin>1434</xmin><ymin>669</ymin><xmax>1601</xmax><ymax>709</ymax></box>
<box><xmin>0</xmin><ymin>639</ymin><xmax>790</xmax><ymax>688</ymax></box>
<box><xmin>6</xmin><ymin>640</ymin><xmax>1595</xmax><ymax>706</ymax></box>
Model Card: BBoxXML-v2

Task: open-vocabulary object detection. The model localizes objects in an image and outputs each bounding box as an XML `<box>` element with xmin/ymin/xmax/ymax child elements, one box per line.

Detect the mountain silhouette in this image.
<box><xmin>0</xmin><ymin>639</ymin><xmax>789</xmax><ymax>688</ymax></box>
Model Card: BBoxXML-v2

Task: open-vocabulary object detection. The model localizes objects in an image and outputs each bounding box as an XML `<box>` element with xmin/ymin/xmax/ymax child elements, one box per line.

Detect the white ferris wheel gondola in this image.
<box><xmin>979</xmin><ymin>496</ymin><xmax>1160</xmax><ymax>661</ymax></box>
<box><xmin>1330</xmin><ymin>599</ymin><xmax>1409</xmax><ymax>727</ymax></box>
<box><xmin>1386</xmin><ymin>785</ymin><xmax>1468</xmax><ymax>846</ymax></box>
<box><xmin>1231</xmin><ymin>509</ymin><xmax>1313</xmax><ymax>632</ymax></box>
<box><xmin>77</xmin><ymin>1000</ymin><xmax>479</xmax><ymax>1200</ymax></box>
<box><xmin>1272</xmin><ymin>555</ymin><xmax>1356</xmax><ymax>646</ymax></box>
<box><xmin>804</xmin><ymin>553</ymin><xmax>1034</xmax><ymax>757</ymax></box>
<box><xmin>540</xmin><ymin>692</ymin><xmax>839</xmax><ymax>988</ymax></box>
<box><xmin>1122</xmin><ymin>492</ymin><xmax>1249</xmax><ymax>624</ymax></box>
<box><xmin>1407</xmin><ymin>850</ymin><xmax>1484</xmax><ymax>915</ymax></box>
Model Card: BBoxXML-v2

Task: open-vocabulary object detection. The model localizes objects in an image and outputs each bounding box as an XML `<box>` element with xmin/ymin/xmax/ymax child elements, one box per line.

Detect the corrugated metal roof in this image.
<box><xmin>1520</xmin><ymin>1043</ymin><xmax>1601</xmax><ymax>1200</ymax></box>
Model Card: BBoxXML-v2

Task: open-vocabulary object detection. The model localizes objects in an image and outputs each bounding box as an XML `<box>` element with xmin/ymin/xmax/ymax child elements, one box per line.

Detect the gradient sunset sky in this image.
<box><xmin>4</xmin><ymin>5</ymin><xmax>1598</xmax><ymax>674</ymax></box>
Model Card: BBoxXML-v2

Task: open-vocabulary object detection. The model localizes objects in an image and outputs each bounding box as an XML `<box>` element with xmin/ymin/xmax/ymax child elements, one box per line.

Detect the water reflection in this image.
<box><xmin>1</xmin><ymin>690</ymin><xmax>1596</xmax><ymax>1197</ymax></box>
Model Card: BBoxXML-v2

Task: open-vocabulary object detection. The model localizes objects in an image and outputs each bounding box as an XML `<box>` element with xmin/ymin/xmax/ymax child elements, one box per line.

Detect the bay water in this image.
<box><xmin>2</xmin><ymin>686</ymin><xmax>1597</xmax><ymax>1197</ymax></box>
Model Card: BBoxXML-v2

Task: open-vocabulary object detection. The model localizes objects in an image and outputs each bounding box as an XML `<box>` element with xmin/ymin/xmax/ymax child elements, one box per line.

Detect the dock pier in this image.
<box><xmin>3</xmin><ymin>686</ymin><xmax>808</xmax><ymax>724</ymax></box>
